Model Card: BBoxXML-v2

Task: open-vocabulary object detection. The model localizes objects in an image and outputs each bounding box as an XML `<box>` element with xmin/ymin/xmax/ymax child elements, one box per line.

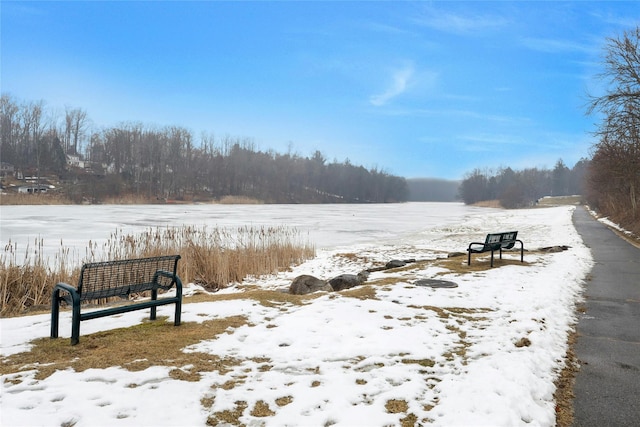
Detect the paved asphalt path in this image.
<box><xmin>572</xmin><ymin>206</ymin><xmax>640</xmax><ymax>426</ymax></box>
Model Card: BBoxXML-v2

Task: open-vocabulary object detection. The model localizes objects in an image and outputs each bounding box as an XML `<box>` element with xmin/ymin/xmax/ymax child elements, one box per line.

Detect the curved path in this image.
<box><xmin>572</xmin><ymin>207</ymin><xmax>640</xmax><ymax>426</ymax></box>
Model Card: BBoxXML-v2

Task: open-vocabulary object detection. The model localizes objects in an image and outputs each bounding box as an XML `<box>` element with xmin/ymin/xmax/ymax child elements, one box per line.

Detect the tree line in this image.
<box><xmin>458</xmin><ymin>159</ymin><xmax>588</xmax><ymax>208</ymax></box>
<box><xmin>0</xmin><ymin>94</ymin><xmax>408</xmax><ymax>203</ymax></box>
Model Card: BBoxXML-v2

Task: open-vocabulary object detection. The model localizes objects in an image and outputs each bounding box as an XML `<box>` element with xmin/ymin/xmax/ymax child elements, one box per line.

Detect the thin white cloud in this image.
<box><xmin>520</xmin><ymin>37</ymin><xmax>594</xmax><ymax>54</ymax></box>
<box><xmin>372</xmin><ymin>107</ymin><xmax>531</xmax><ymax>126</ymax></box>
<box><xmin>4</xmin><ymin>2</ymin><xmax>46</xmax><ymax>18</ymax></box>
<box><xmin>361</xmin><ymin>20</ymin><xmax>413</xmax><ymax>36</ymax></box>
<box><xmin>369</xmin><ymin>65</ymin><xmax>414</xmax><ymax>107</ymax></box>
<box><xmin>458</xmin><ymin>133</ymin><xmax>525</xmax><ymax>148</ymax></box>
<box><xmin>414</xmin><ymin>7</ymin><xmax>509</xmax><ymax>35</ymax></box>
<box><xmin>589</xmin><ymin>10</ymin><xmax>640</xmax><ymax>29</ymax></box>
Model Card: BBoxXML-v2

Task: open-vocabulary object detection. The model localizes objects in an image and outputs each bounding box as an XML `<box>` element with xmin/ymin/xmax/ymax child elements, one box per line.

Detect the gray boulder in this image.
<box><xmin>289</xmin><ymin>275</ymin><xmax>332</xmax><ymax>295</ymax></box>
<box><xmin>386</xmin><ymin>259</ymin><xmax>407</xmax><ymax>268</ymax></box>
<box><xmin>329</xmin><ymin>270</ymin><xmax>370</xmax><ymax>291</ymax></box>
<box><xmin>447</xmin><ymin>252</ymin><xmax>466</xmax><ymax>258</ymax></box>
<box><xmin>540</xmin><ymin>245</ymin><xmax>570</xmax><ymax>253</ymax></box>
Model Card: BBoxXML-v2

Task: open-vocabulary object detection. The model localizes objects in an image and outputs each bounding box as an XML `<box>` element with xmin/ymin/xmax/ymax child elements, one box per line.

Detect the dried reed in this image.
<box><xmin>0</xmin><ymin>225</ymin><xmax>315</xmax><ymax>316</ymax></box>
<box><xmin>0</xmin><ymin>193</ymin><xmax>73</xmax><ymax>205</ymax></box>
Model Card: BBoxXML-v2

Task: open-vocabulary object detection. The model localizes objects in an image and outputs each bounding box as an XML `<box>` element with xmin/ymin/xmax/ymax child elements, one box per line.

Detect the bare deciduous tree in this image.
<box><xmin>63</xmin><ymin>107</ymin><xmax>88</xmax><ymax>155</ymax></box>
<box><xmin>0</xmin><ymin>94</ymin><xmax>20</xmax><ymax>164</ymax></box>
<box><xmin>586</xmin><ymin>26</ymin><xmax>640</xmax><ymax>230</ymax></box>
<box><xmin>587</xmin><ymin>27</ymin><xmax>640</xmax><ymax>132</ymax></box>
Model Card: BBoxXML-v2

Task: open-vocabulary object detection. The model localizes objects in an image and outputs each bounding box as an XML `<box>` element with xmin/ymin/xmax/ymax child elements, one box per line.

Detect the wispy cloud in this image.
<box><xmin>589</xmin><ymin>10</ymin><xmax>640</xmax><ymax>29</ymax></box>
<box><xmin>458</xmin><ymin>133</ymin><xmax>525</xmax><ymax>148</ymax></box>
<box><xmin>4</xmin><ymin>2</ymin><xmax>46</xmax><ymax>19</ymax></box>
<box><xmin>369</xmin><ymin>65</ymin><xmax>414</xmax><ymax>107</ymax></box>
<box><xmin>360</xmin><ymin>20</ymin><xmax>413</xmax><ymax>37</ymax></box>
<box><xmin>372</xmin><ymin>107</ymin><xmax>530</xmax><ymax>126</ymax></box>
<box><xmin>520</xmin><ymin>37</ymin><xmax>594</xmax><ymax>54</ymax></box>
<box><xmin>413</xmin><ymin>7</ymin><xmax>509</xmax><ymax>35</ymax></box>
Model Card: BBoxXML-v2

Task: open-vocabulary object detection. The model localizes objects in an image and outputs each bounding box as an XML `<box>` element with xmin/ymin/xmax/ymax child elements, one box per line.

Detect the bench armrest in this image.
<box><xmin>153</xmin><ymin>270</ymin><xmax>184</xmax><ymax>305</ymax></box>
<box><xmin>154</xmin><ymin>270</ymin><xmax>183</xmax><ymax>290</ymax></box>
<box><xmin>53</xmin><ymin>282</ymin><xmax>81</xmax><ymax>304</ymax></box>
<box><xmin>153</xmin><ymin>270</ymin><xmax>183</xmax><ymax>325</ymax></box>
<box><xmin>468</xmin><ymin>241</ymin><xmax>488</xmax><ymax>251</ymax></box>
<box><xmin>51</xmin><ymin>282</ymin><xmax>82</xmax><ymax>340</ymax></box>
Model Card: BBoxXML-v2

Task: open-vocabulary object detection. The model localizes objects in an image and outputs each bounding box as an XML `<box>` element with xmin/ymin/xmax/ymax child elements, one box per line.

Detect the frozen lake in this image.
<box><xmin>1</xmin><ymin>202</ymin><xmax>494</xmax><ymax>261</ymax></box>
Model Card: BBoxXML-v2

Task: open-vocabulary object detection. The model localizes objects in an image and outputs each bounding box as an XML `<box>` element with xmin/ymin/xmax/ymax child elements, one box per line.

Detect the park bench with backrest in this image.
<box><xmin>467</xmin><ymin>231</ymin><xmax>524</xmax><ymax>267</ymax></box>
<box><xmin>51</xmin><ymin>255</ymin><xmax>183</xmax><ymax>345</ymax></box>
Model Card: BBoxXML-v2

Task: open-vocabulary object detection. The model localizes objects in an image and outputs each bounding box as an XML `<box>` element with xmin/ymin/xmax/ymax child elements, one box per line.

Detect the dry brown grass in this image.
<box><xmin>385</xmin><ymin>399</ymin><xmax>409</xmax><ymax>413</ymax></box>
<box><xmin>99</xmin><ymin>194</ymin><xmax>161</xmax><ymax>204</ymax></box>
<box><xmin>472</xmin><ymin>199</ymin><xmax>503</xmax><ymax>208</ymax></box>
<box><xmin>0</xmin><ymin>283</ymin><xmax>332</xmax><ymax>381</ymax></box>
<box><xmin>0</xmin><ymin>315</ymin><xmax>249</xmax><ymax>381</ymax></box>
<box><xmin>183</xmin><ymin>286</ymin><xmax>319</xmax><ymax>307</ymax></box>
<box><xmin>206</xmin><ymin>400</ymin><xmax>248</xmax><ymax>426</ymax></box>
<box><xmin>1</xmin><ymin>225</ymin><xmax>315</xmax><ymax>316</ymax></box>
<box><xmin>0</xmin><ymin>192</ymin><xmax>73</xmax><ymax>205</ymax></box>
<box><xmin>537</xmin><ymin>196</ymin><xmax>583</xmax><ymax>206</ymax></box>
<box><xmin>554</xmin><ymin>328</ymin><xmax>580</xmax><ymax>427</ymax></box>
<box><xmin>275</xmin><ymin>396</ymin><xmax>293</xmax><ymax>406</ymax></box>
<box><xmin>217</xmin><ymin>195</ymin><xmax>262</xmax><ymax>204</ymax></box>
<box><xmin>434</xmin><ymin>252</ymin><xmax>532</xmax><ymax>274</ymax></box>
<box><xmin>401</xmin><ymin>358</ymin><xmax>436</xmax><ymax>368</ymax></box>
<box><xmin>0</xmin><ymin>191</ymin><xmax>263</xmax><ymax>206</ymax></box>
<box><xmin>0</xmin><ymin>238</ymin><xmax>76</xmax><ymax>317</ymax></box>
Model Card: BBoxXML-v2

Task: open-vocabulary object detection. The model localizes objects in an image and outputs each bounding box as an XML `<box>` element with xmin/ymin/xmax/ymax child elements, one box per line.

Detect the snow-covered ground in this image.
<box><xmin>0</xmin><ymin>203</ymin><xmax>592</xmax><ymax>426</ymax></box>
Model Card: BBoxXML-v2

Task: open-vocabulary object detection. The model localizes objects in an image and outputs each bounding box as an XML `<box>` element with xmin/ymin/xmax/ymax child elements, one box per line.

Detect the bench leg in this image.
<box><xmin>150</xmin><ymin>289</ymin><xmax>158</xmax><ymax>320</ymax></box>
<box><xmin>490</xmin><ymin>250</ymin><xmax>495</xmax><ymax>268</ymax></box>
<box><xmin>174</xmin><ymin>299</ymin><xmax>182</xmax><ymax>326</ymax></box>
<box><xmin>518</xmin><ymin>239</ymin><xmax>524</xmax><ymax>262</ymax></box>
<box><xmin>71</xmin><ymin>299</ymin><xmax>80</xmax><ymax>345</ymax></box>
<box><xmin>51</xmin><ymin>290</ymin><xmax>60</xmax><ymax>339</ymax></box>
<box><xmin>71</xmin><ymin>301</ymin><xmax>81</xmax><ymax>345</ymax></box>
<box><xmin>467</xmin><ymin>250</ymin><xmax>472</xmax><ymax>266</ymax></box>
<box><xmin>174</xmin><ymin>283</ymin><xmax>182</xmax><ymax>326</ymax></box>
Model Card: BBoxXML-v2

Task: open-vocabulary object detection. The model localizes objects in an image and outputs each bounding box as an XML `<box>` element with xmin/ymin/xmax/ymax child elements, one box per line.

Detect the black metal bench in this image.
<box><xmin>51</xmin><ymin>255</ymin><xmax>183</xmax><ymax>345</ymax></box>
<box><xmin>467</xmin><ymin>231</ymin><xmax>524</xmax><ymax>267</ymax></box>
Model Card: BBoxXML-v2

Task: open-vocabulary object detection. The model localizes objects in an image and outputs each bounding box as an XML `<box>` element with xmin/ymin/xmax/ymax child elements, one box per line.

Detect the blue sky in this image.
<box><xmin>2</xmin><ymin>1</ymin><xmax>639</xmax><ymax>180</ymax></box>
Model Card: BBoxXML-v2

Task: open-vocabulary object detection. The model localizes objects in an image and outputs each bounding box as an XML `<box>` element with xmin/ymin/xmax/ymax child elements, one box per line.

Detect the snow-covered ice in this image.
<box><xmin>1</xmin><ymin>203</ymin><xmax>592</xmax><ymax>426</ymax></box>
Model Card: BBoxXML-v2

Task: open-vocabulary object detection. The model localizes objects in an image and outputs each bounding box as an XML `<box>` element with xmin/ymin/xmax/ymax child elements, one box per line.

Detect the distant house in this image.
<box><xmin>18</xmin><ymin>184</ymin><xmax>51</xmax><ymax>194</ymax></box>
<box><xmin>0</xmin><ymin>162</ymin><xmax>14</xmax><ymax>178</ymax></box>
<box><xmin>66</xmin><ymin>154</ymin><xmax>86</xmax><ymax>169</ymax></box>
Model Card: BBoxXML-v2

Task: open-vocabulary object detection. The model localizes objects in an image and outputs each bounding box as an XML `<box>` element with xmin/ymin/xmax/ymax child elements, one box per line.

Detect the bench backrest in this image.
<box><xmin>501</xmin><ymin>231</ymin><xmax>518</xmax><ymax>242</ymax></box>
<box><xmin>484</xmin><ymin>231</ymin><xmax>518</xmax><ymax>249</ymax></box>
<box><xmin>485</xmin><ymin>234</ymin><xmax>503</xmax><ymax>245</ymax></box>
<box><xmin>77</xmin><ymin>255</ymin><xmax>181</xmax><ymax>301</ymax></box>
